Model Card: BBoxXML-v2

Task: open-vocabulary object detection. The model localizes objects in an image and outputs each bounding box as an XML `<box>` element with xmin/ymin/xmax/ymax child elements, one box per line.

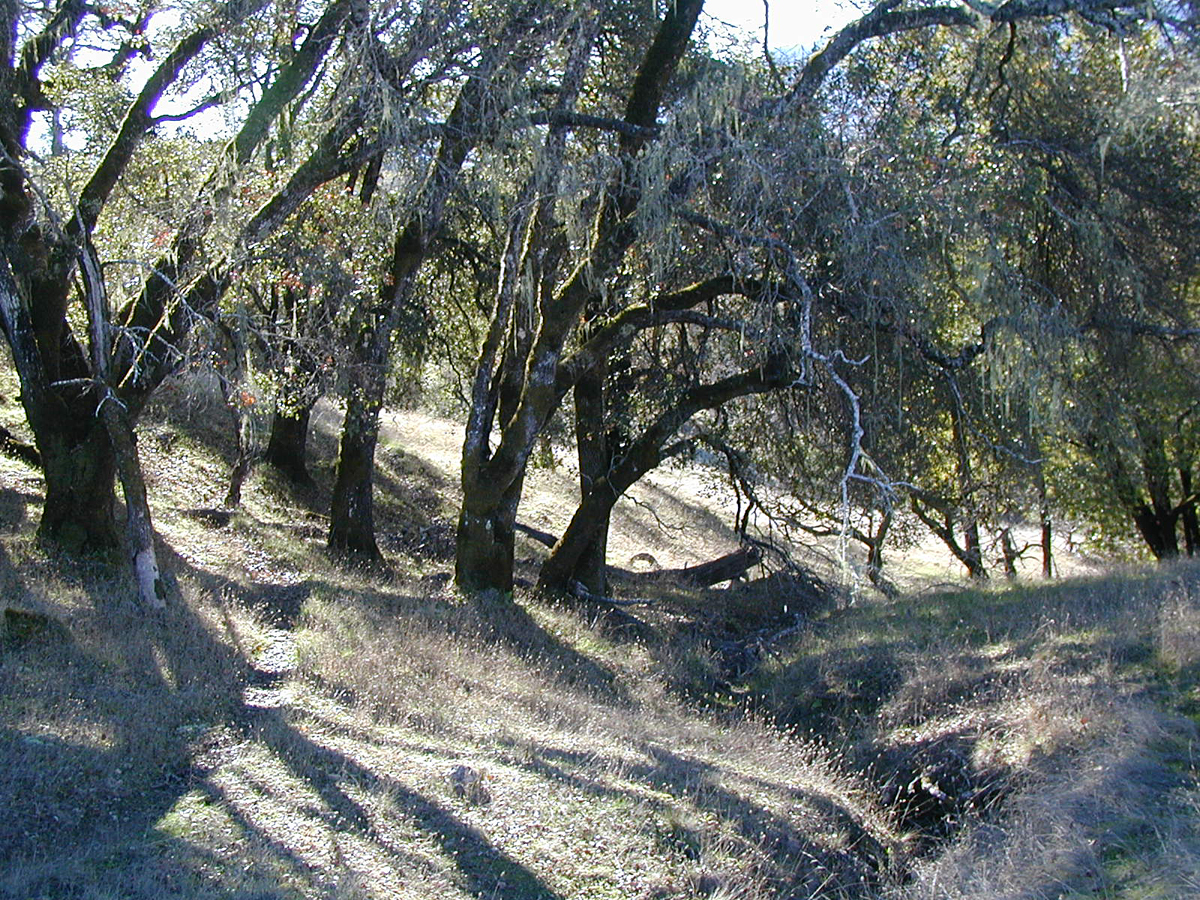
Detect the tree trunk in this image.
<box><xmin>98</xmin><ymin>395</ymin><xmax>166</xmax><ymax>607</ymax></box>
<box><xmin>218</xmin><ymin>370</ymin><xmax>253</xmax><ymax>510</ymax></box>
<box><xmin>1041</xmin><ymin>514</ymin><xmax>1054</xmax><ymax>577</ymax></box>
<box><xmin>224</xmin><ymin>449</ymin><xmax>251</xmax><ymax>509</ymax></box>
<box><xmin>963</xmin><ymin>521</ymin><xmax>988</xmax><ymax>580</ymax></box>
<box><xmin>911</xmin><ymin>494</ymin><xmax>989</xmax><ymax>580</ymax></box>
<box><xmin>328</xmin><ymin>363</ymin><xmax>384</xmax><ymax>564</ymax></box>
<box><xmin>539</xmin><ymin>471</ymin><xmax>630</xmax><ymax>593</ymax></box>
<box><xmin>331</xmin><ymin>23</ymin><xmax>539</xmax><ymax>568</ymax></box>
<box><xmin>1036</xmin><ymin>458</ymin><xmax>1054</xmax><ymax>577</ymax></box>
<box><xmin>216</xmin><ymin>314</ymin><xmax>255</xmax><ymax>509</ymax></box>
<box><xmin>1133</xmin><ymin>504</ymin><xmax>1179</xmax><ymax>560</ymax></box>
<box><xmin>37</xmin><ymin>415</ymin><xmax>120</xmax><ymax>552</ymax></box>
<box><xmin>651</xmin><ymin>547</ymin><xmax>762</xmax><ymax>587</ymax></box>
<box><xmin>455</xmin><ymin>3</ymin><xmax>700</xmax><ymax>596</ymax></box>
<box><xmin>540</xmin><ymin>357</ymin><xmax>792</xmax><ymax>594</ymax></box>
<box><xmin>1000</xmin><ymin>528</ymin><xmax>1019</xmax><ymax>580</ymax></box>
<box><xmin>947</xmin><ymin>380</ymin><xmax>987</xmax><ymax>580</ymax></box>
<box><xmin>865</xmin><ymin>507</ymin><xmax>894</xmax><ymax>593</ymax></box>
<box><xmin>572</xmin><ymin>362</ymin><xmax>610</xmax><ymax>595</ymax></box>
<box><xmin>1179</xmin><ymin>467</ymin><xmax>1199</xmax><ymax>557</ymax></box>
<box><xmin>265</xmin><ymin>399</ymin><xmax>315</xmax><ymax>487</ymax></box>
<box><xmin>1137</xmin><ymin>420</ymin><xmax>1179</xmax><ymax>559</ymax></box>
<box><xmin>455</xmin><ymin>476</ymin><xmax>523</xmax><ymax>593</ymax></box>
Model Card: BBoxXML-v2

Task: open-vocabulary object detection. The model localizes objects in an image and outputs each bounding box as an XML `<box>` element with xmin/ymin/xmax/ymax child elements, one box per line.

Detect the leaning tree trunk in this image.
<box><xmin>1000</xmin><ymin>528</ymin><xmax>1019</xmax><ymax>580</ymax></box>
<box><xmin>540</xmin><ymin>358</ymin><xmax>792</xmax><ymax>594</ymax></box>
<box><xmin>98</xmin><ymin>393</ymin><xmax>166</xmax><ymax>607</ymax></box>
<box><xmin>538</xmin><ymin>468</ymin><xmax>631</xmax><ymax>594</ymax></box>
<box><xmin>81</xmin><ymin>241</ymin><xmax>165</xmax><ymax>608</ymax></box>
<box><xmin>911</xmin><ymin>494</ymin><xmax>990</xmax><ymax>581</ymax></box>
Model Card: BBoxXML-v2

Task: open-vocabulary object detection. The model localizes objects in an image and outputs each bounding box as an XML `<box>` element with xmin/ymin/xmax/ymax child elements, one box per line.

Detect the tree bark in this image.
<box><xmin>947</xmin><ymin>378</ymin><xmax>988</xmax><ymax>580</ymax></box>
<box><xmin>455</xmin><ymin>475</ymin><xmax>524</xmax><ymax>593</ymax></box>
<box><xmin>539</xmin><ymin>356</ymin><xmax>792</xmax><ymax>594</ymax></box>
<box><xmin>1133</xmin><ymin>504</ymin><xmax>1179</xmax><ymax>560</ymax></box>
<box><xmin>865</xmin><ymin>507</ymin><xmax>892</xmax><ymax>590</ymax></box>
<box><xmin>911</xmin><ymin>493</ymin><xmax>989</xmax><ymax>580</ymax></box>
<box><xmin>216</xmin><ymin>318</ymin><xmax>255</xmax><ymax>509</ymax></box>
<box><xmin>37</xmin><ymin>416</ymin><xmax>119</xmax><ymax>551</ymax></box>
<box><xmin>651</xmin><ymin>547</ymin><xmax>762</xmax><ymax>587</ymax></box>
<box><xmin>1134</xmin><ymin>420</ymin><xmax>1179</xmax><ymax>559</ymax></box>
<box><xmin>80</xmin><ymin>239</ymin><xmax>164</xmax><ymax>607</ymax></box>
<box><xmin>265</xmin><ymin>398</ymin><xmax>315</xmax><ymax>487</ymax></box>
<box><xmin>572</xmin><ymin>360</ymin><xmax>611</xmax><ymax>595</ymax></box>
<box><xmin>98</xmin><ymin>394</ymin><xmax>166</xmax><ymax>607</ymax></box>
<box><xmin>1000</xmin><ymin>528</ymin><xmax>1019</xmax><ymax>580</ymax></box>
<box><xmin>1035</xmin><ymin>454</ymin><xmax>1054</xmax><ymax>577</ymax></box>
<box><xmin>328</xmin><ymin>362</ymin><xmax>385</xmax><ymax>564</ymax></box>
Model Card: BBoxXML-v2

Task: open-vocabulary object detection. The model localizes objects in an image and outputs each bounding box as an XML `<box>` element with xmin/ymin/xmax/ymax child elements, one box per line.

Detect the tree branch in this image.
<box><xmin>782</xmin><ymin>3</ymin><xmax>977</xmax><ymax>110</ymax></box>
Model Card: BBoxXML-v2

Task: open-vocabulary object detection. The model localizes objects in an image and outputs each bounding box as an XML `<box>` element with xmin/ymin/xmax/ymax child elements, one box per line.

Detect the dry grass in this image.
<box><xmin>751</xmin><ymin>571</ymin><xmax>1200</xmax><ymax>899</ymax></box>
<box><xmin>1</xmin><ymin>370</ymin><xmax>1198</xmax><ymax>899</ymax></box>
<box><xmin>0</xmin><ymin>374</ymin><xmax>895</xmax><ymax>900</ymax></box>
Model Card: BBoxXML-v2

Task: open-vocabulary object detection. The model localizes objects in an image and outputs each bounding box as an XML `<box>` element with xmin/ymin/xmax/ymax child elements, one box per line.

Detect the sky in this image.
<box><xmin>34</xmin><ymin>1</ymin><xmax>869</xmax><ymax>151</ymax></box>
<box><xmin>703</xmin><ymin>0</ymin><xmax>863</xmax><ymax>57</ymax></box>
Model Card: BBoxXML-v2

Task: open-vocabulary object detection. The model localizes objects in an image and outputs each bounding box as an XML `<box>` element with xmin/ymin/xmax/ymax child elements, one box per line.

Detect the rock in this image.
<box><xmin>184</xmin><ymin>507</ymin><xmax>235</xmax><ymax>528</ymax></box>
<box><xmin>448</xmin><ymin>764</ymin><xmax>492</xmax><ymax>805</ymax></box>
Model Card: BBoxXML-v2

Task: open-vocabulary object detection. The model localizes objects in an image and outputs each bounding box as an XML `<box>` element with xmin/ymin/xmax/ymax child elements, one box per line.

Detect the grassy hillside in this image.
<box><xmin>1</xmin><ymin>375</ymin><xmax>1199</xmax><ymax>899</ymax></box>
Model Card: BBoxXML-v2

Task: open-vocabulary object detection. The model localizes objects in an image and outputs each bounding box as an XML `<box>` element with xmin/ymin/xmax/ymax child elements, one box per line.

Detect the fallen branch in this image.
<box><xmin>515</xmin><ymin>521</ymin><xmax>557</xmax><ymax>548</ymax></box>
<box><xmin>648</xmin><ymin>546</ymin><xmax>762</xmax><ymax>587</ymax></box>
<box><xmin>568</xmin><ymin>579</ymin><xmax>656</xmax><ymax>607</ymax></box>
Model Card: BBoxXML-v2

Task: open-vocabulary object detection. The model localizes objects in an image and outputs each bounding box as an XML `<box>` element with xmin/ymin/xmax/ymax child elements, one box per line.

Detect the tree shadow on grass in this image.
<box><xmin>0</xmin><ymin>555</ymin><xmax>253</xmax><ymax>897</ymax></box>
<box><xmin>1</xmin><ymin>539</ymin><xmax>583</xmax><ymax>899</ymax></box>
<box><xmin>476</xmin><ymin>730</ymin><xmax>889</xmax><ymax>897</ymax></box>
<box><xmin>231</xmin><ymin>706</ymin><xmax>569</xmax><ymax>900</ymax></box>
<box><xmin>627</xmin><ymin>741</ymin><xmax>887</xmax><ymax>894</ymax></box>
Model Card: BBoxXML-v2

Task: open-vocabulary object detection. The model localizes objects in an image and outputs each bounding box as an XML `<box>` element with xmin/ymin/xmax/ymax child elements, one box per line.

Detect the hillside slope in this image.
<box><xmin>0</xmin><ymin>380</ymin><xmax>1197</xmax><ymax>899</ymax></box>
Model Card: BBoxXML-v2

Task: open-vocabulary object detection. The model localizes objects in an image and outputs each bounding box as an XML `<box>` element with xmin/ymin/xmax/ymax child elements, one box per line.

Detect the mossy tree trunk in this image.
<box><xmin>328</xmin><ymin>21</ymin><xmax>543</xmax><ymax>564</ymax></box>
<box><xmin>37</xmin><ymin>413</ymin><xmax>120</xmax><ymax>551</ymax></box>
<box><xmin>329</xmin><ymin>360</ymin><xmax>386</xmax><ymax>562</ymax></box>
<box><xmin>571</xmin><ymin>360</ymin><xmax>611</xmax><ymax>595</ymax></box>
<box><xmin>456</xmin><ymin>1</ymin><xmax>703</xmax><ymax>594</ymax></box>
<box><xmin>455</xmin><ymin>475</ymin><xmax>524</xmax><ymax>593</ymax></box>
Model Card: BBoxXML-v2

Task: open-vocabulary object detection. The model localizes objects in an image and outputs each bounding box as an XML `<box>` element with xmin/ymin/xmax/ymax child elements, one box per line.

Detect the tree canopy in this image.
<box><xmin>0</xmin><ymin>0</ymin><xmax>1197</xmax><ymax>603</ymax></box>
